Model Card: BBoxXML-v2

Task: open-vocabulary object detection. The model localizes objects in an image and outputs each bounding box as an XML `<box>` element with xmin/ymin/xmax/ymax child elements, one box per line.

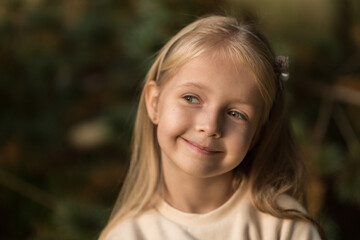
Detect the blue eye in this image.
<box><xmin>228</xmin><ymin>111</ymin><xmax>246</xmax><ymax>120</ymax></box>
<box><xmin>183</xmin><ymin>95</ymin><xmax>200</xmax><ymax>104</ymax></box>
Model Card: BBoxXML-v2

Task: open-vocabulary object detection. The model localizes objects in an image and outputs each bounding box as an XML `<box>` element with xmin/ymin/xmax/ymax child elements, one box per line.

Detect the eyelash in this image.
<box><xmin>183</xmin><ymin>95</ymin><xmax>248</xmax><ymax>121</ymax></box>
<box><xmin>183</xmin><ymin>95</ymin><xmax>200</xmax><ymax>104</ymax></box>
<box><xmin>228</xmin><ymin>111</ymin><xmax>247</xmax><ymax>120</ymax></box>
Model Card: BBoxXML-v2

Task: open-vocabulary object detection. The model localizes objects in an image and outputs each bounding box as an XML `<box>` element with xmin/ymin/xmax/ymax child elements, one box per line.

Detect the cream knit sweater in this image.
<box><xmin>105</xmin><ymin>182</ymin><xmax>321</xmax><ymax>240</ymax></box>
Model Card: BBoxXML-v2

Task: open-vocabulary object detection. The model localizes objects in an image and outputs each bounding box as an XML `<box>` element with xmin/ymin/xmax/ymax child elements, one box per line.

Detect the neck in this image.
<box><xmin>161</xmin><ymin>161</ymin><xmax>235</xmax><ymax>214</ymax></box>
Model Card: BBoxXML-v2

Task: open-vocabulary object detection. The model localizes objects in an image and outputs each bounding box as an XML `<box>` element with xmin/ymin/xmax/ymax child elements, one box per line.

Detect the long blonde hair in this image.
<box><xmin>99</xmin><ymin>15</ymin><xmax>324</xmax><ymax>239</ymax></box>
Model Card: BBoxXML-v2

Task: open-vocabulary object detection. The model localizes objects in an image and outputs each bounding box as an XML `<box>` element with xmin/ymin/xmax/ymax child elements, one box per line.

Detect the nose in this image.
<box><xmin>196</xmin><ymin>108</ymin><xmax>222</xmax><ymax>138</ymax></box>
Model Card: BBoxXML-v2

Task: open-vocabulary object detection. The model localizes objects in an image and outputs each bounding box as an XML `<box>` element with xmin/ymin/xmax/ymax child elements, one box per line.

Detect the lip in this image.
<box><xmin>182</xmin><ymin>138</ymin><xmax>223</xmax><ymax>155</ymax></box>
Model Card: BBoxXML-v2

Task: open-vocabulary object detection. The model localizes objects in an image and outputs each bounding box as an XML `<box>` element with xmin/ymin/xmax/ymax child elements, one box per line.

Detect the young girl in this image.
<box><xmin>99</xmin><ymin>15</ymin><xmax>324</xmax><ymax>240</ymax></box>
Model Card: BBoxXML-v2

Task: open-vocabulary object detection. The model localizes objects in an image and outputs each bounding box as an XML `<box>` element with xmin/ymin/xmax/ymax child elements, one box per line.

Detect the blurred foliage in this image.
<box><xmin>0</xmin><ymin>0</ymin><xmax>359</xmax><ymax>239</ymax></box>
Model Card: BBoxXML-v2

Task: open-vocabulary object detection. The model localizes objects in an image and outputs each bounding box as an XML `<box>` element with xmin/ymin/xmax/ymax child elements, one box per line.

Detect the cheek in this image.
<box><xmin>226</xmin><ymin>124</ymin><xmax>258</xmax><ymax>152</ymax></box>
<box><xmin>156</xmin><ymin>103</ymin><xmax>191</xmax><ymax>140</ymax></box>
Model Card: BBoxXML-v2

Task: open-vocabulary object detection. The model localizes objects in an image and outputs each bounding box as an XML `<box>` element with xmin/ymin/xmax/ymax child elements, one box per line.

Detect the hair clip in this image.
<box><xmin>275</xmin><ymin>56</ymin><xmax>289</xmax><ymax>90</ymax></box>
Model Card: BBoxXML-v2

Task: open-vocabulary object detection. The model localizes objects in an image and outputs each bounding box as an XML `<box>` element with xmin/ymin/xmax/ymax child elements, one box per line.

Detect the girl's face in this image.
<box><xmin>146</xmin><ymin>53</ymin><xmax>263</xmax><ymax>180</ymax></box>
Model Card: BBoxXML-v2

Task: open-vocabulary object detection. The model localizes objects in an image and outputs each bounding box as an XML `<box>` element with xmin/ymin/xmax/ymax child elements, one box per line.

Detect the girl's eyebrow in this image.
<box><xmin>178</xmin><ymin>82</ymin><xmax>209</xmax><ymax>91</ymax></box>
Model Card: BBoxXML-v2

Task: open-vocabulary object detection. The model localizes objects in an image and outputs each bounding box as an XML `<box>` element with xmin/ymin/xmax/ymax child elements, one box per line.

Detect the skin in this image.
<box><xmin>145</xmin><ymin>52</ymin><xmax>264</xmax><ymax>213</ymax></box>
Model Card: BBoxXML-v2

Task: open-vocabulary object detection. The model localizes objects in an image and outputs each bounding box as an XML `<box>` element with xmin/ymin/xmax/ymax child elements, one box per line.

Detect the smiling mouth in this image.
<box><xmin>182</xmin><ymin>138</ymin><xmax>223</xmax><ymax>155</ymax></box>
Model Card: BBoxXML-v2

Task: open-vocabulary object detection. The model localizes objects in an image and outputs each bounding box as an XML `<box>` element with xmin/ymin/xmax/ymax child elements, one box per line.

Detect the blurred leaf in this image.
<box><xmin>315</xmin><ymin>143</ymin><xmax>344</xmax><ymax>177</ymax></box>
<box><xmin>320</xmin><ymin>215</ymin><xmax>341</xmax><ymax>240</ymax></box>
<box><xmin>336</xmin><ymin>148</ymin><xmax>360</xmax><ymax>203</ymax></box>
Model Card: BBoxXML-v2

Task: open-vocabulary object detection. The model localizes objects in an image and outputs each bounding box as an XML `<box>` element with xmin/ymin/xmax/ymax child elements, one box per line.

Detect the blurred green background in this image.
<box><xmin>0</xmin><ymin>0</ymin><xmax>359</xmax><ymax>239</ymax></box>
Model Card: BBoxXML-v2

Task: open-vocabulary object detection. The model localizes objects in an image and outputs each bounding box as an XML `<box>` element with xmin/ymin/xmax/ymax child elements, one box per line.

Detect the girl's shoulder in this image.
<box><xmin>276</xmin><ymin>193</ymin><xmax>307</xmax><ymax>213</ymax></box>
<box><xmin>245</xmin><ymin>192</ymin><xmax>321</xmax><ymax>240</ymax></box>
<box><xmin>234</xmin><ymin>183</ymin><xmax>321</xmax><ymax>240</ymax></box>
